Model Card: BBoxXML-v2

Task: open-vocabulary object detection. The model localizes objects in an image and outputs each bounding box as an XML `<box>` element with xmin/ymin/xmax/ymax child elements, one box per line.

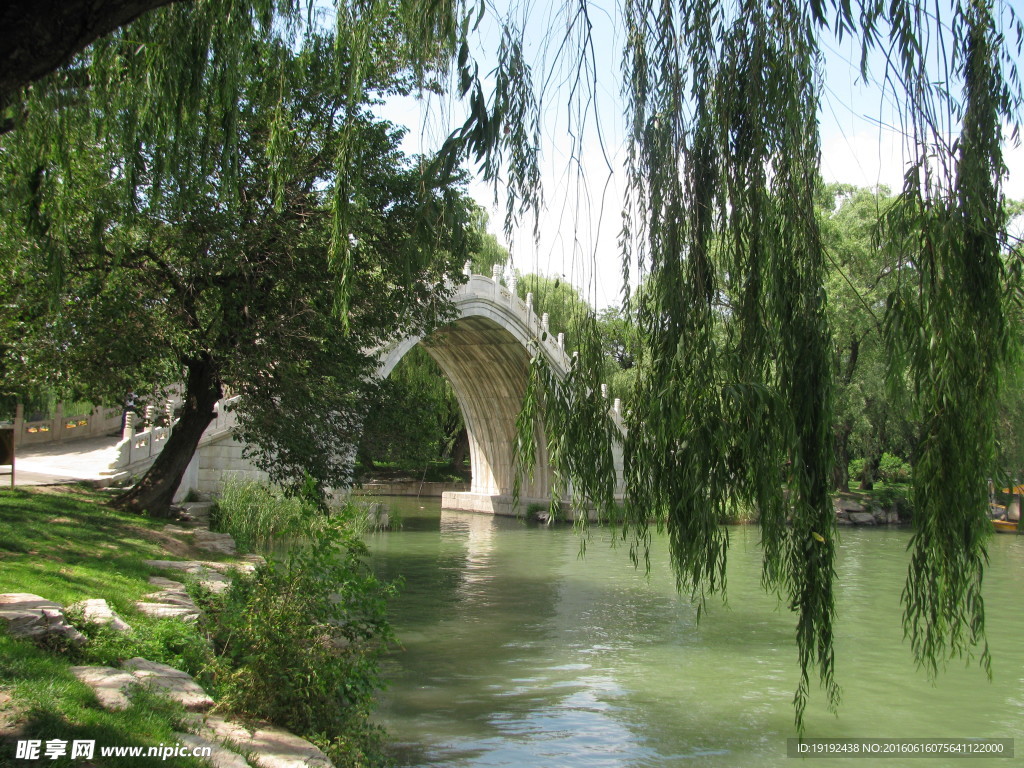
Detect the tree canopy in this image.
<box><xmin>0</xmin><ymin>6</ymin><xmax>475</xmax><ymax>515</ymax></box>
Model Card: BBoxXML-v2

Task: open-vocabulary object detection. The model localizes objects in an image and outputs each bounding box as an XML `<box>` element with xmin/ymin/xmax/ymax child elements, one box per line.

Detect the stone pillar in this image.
<box><xmin>508</xmin><ymin>271</ymin><xmax>518</xmax><ymax>296</ymax></box>
<box><xmin>601</xmin><ymin>384</ymin><xmax>608</xmax><ymax>399</ymax></box>
<box><xmin>122</xmin><ymin>411</ymin><xmax>136</xmax><ymax>441</ymax></box>
<box><xmin>463</xmin><ymin>260</ymin><xmax>473</xmax><ymax>278</ymax></box>
<box><xmin>541</xmin><ymin>313</ymin><xmax>550</xmax><ymax>333</ymax></box>
<box><xmin>557</xmin><ymin>332</ymin><xmax>565</xmax><ymax>350</ymax></box>
<box><xmin>525</xmin><ymin>292</ymin><xmax>533</xmax><ymax>313</ymax></box>
<box><xmin>613</xmin><ymin>398</ymin><xmax>621</xmax><ymax>415</ymax></box>
<box><xmin>492</xmin><ymin>263</ymin><xmax>503</xmax><ymax>283</ymax></box>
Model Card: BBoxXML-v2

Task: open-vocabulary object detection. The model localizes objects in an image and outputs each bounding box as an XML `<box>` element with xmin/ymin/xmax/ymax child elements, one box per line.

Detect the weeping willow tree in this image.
<box><xmin>2</xmin><ymin>0</ymin><xmax>1022</xmax><ymax>730</ymax></box>
<box><xmin>498</xmin><ymin>0</ymin><xmax>1023</xmax><ymax>730</ymax></box>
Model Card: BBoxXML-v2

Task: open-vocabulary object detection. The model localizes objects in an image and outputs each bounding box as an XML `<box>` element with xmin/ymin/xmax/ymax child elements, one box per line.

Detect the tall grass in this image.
<box><xmin>212</xmin><ymin>479</ymin><xmax>335</xmax><ymax>550</ymax></box>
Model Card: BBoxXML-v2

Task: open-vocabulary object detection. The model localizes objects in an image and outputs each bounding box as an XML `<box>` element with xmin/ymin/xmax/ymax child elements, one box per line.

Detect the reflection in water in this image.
<box><xmin>363</xmin><ymin>496</ymin><xmax>1024</xmax><ymax>768</ymax></box>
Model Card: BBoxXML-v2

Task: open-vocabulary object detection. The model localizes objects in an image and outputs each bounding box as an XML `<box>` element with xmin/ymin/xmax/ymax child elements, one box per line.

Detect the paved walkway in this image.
<box><xmin>7</xmin><ymin>435</ymin><xmax>121</xmax><ymax>486</ymax></box>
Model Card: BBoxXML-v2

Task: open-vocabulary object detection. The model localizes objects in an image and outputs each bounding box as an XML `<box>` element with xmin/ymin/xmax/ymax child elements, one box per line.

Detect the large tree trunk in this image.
<box><xmin>111</xmin><ymin>353</ymin><xmax>221</xmax><ymax>517</ymax></box>
<box><xmin>448</xmin><ymin>427</ymin><xmax>469</xmax><ymax>469</ymax></box>
<box><xmin>0</xmin><ymin>0</ymin><xmax>180</xmax><ymax>116</ymax></box>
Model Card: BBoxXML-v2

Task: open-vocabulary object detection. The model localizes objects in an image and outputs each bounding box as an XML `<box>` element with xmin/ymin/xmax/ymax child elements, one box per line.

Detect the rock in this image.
<box><xmin>145</xmin><ymin>559</ymin><xmax>253</xmax><ymax>575</ymax></box>
<box><xmin>143</xmin><ymin>560</ymin><xmax>240</xmax><ymax>592</ymax></box>
<box><xmin>173</xmin><ymin>732</ymin><xmax>251</xmax><ymax>768</ymax></box>
<box><xmin>68</xmin><ymin>598</ymin><xmax>132</xmax><ymax>633</ymax></box>
<box><xmin>193</xmin><ymin>531</ymin><xmax>237</xmax><ymax>555</ymax></box>
<box><xmin>848</xmin><ymin>511</ymin><xmax>876</xmax><ymax>525</ymax></box>
<box><xmin>142</xmin><ymin>588</ymin><xmax>198</xmax><ymax>607</ymax></box>
<box><xmin>71</xmin><ymin>666</ymin><xmax>139</xmax><ymax>710</ymax></box>
<box><xmin>148</xmin><ymin>576</ymin><xmax>185</xmax><ymax>589</ymax></box>
<box><xmin>134</xmin><ymin>602</ymin><xmax>200</xmax><ymax>622</ymax></box>
<box><xmin>202</xmin><ymin>716</ymin><xmax>333</xmax><ymax>768</ymax></box>
<box><xmin>0</xmin><ymin>593</ymin><xmax>86</xmax><ymax>645</ymax></box>
<box><xmin>123</xmin><ymin>658</ymin><xmax>214</xmax><ymax>712</ymax></box>
<box><xmin>834</xmin><ymin>498</ymin><xmax>865</xmax><ymax>513</ymax></box>
<box><xmin>163</xmin><ymin>524</ymin><xmax>194</xmax><ymax>536</ymax></box>
<box><xmin>179</xmin><ymin>502</ymin><xmax>215</xmax><ymax>527</ymax></box>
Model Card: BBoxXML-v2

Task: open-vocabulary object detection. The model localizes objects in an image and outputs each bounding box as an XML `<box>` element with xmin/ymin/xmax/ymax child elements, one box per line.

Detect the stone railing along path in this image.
<box><xmin>0</xmin><ymin>501</ymin><xmax>332</xmax><ymax>768</ymax></box>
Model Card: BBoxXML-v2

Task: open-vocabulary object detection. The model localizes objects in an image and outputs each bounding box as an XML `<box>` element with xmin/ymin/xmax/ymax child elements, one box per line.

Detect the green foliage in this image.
<box><xmin>197</xmin><ymin>517</ymin><xmax>396</xmax><ymax>766</ymax></box>
<box><xmin>359</xmin><ymin>347</ymin><xmax>464</xmax><ymax>469</ymax></box>
<box><xmin>212</xmin><ymin>479</ymin><xmax>334</xmax><ymax>551</ymax></box>
<box><xmin>877</xmin><ymin>453</ymin><xmax>912</xmax><ymax>484</ymax></box>
<box><xmin>0</xmin><ymin>13</ymin><xmax>476</xmax><ymax>510</ymax></box>
<box><xmin>0</xmin><ymin>633</ymin><xmax>210</xmax><ymax>767</ymax></box>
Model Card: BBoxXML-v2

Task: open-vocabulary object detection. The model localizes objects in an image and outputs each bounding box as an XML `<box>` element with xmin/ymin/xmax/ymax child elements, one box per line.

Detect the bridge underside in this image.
<box><xmin>417</xmin><ymin>315</ymin><xmax>555</xmax><ymax>516</ymax></box>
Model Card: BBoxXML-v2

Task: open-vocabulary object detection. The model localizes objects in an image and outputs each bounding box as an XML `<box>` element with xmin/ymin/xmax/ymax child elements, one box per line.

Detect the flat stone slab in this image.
<box><xmin>144</xmin><ymin>559</ymin><xmax>255</xmax><ymax>575</ymax></box>
<box><xmin>142</xmin><ymin>588</ymin><xmax>198</xmax><ymax>607</ymax></box>
<box><xmin>71</xmin><ymin>666</ymin><xmax>138</xmax><ymax>711</ymax></box>
<box><xmin>123</xmin><ymin>658</ymin><xmax>214</xmax><ymax>712</ymax></box>
<box><xmin>143</xmin><ymin>560</ymin><xmax>239</xmax><ymax>593</ymax></box>
<box><xmin>149</xmin><ymin>576</ymin><xmax>186</xmax><ymax>589</ymax></box>
<box><xmin>69</xmin><ymin>598</ymin><xmax>131</xmax><ymax>633</ymax></box>
<box><xmin>173</xmin><ymin>732</ymin><xmax>251</xmax><ymax>768</ymax></box>
<box><xmin>134</xmin><ymin>602</ymin><xmax>200</xmax><ymax>622</ymax></box>
<box><xmin>848</xmin><ymin>511</ymin><xmax>877</xmax><ymax>525</ymax></box>
<box><xmin>202</xmin><ymin>716</ymin><xmax>332</xmax><ymax>768</ymax></box>
<box><xmin>163</xmin><ymin>524</ymin><xmax>194</xmax><ymax>535</ymax></box>
<box><xmin>193</xmin><ymin>531</ymin><xmax>237</xmax><ymax>555</ymax></box>
<box><xmin>0</xmin><ymin>593</ymin><xmax>86</xmax><ymax>645</ymax></box>
<box><xmin>835</xmin><ymin>498</ymin><xmax>865</xmax><ymax>512</ymax></box>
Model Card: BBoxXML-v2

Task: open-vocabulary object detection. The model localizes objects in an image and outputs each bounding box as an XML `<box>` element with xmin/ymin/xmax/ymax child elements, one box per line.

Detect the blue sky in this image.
<box><xmin>376</xmin><ymin>1</ymin><xmax>1024</xmax><ymax>311</ymax></box>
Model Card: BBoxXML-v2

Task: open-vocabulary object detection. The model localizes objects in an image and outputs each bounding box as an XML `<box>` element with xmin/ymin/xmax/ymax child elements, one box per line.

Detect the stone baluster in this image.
<box><xmin>122</xmin><ymin>411</ymin><xmax>135</xmax><ymax>440</ymax></box>
<box><xmin>165</xmin><ymin>399</ymin><xmax>175</xmax><ymax>428</ymax></box>
<box><xmin>525</xmin><ymin>292</ymin><xmax>533</xmax><ymax>313</ymax></box>
<box><xmin>541</xmin><ymin>313</ymin><xmax>550</xmax><ymax>334</ymax></box>
<box><xmin>463</xmin><ymin>260</ymin><xmax>473</xmax><ymax>278</ymax></box>
<box><xmin>601</xmin><ymin>384</ymin><xmax>608</xmax><ymax>399</ymax></box>
<box><xmin>557</xmin><ymin>332</ymin><xmax>565</xmax><ymax>350</ymax></box>
<box><xmin>613</xmin><ymin>398</ymin><xmax>621</xmax><ymax>415</ymax></box>
<box><xmin>492</xmin><ymin>264</ymin><xmax>503</xmax><ymax>283</ymax></box>
<box><xmin>507</xmin><ymin>270</ymin><xmax>518</xmax><ymax>297</ymax></box>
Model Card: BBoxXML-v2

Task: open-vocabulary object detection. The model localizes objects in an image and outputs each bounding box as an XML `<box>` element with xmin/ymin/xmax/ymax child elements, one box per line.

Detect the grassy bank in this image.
<box><xmin>0</xmin><ymin>484</ymin><xmax>395</xmax><ymax>768</ymax></box>
<box><xmin>0</xmin><ymin>485</ymin><xmax>225</xmax><ymax>766</ymax></box>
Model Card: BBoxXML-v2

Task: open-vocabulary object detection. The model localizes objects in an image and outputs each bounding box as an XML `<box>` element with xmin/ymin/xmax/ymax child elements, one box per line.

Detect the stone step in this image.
<box><xmin>71</xmin><ymin>665</ymin><xmax>138</xmax><ymax>710</ymax></box>
<box><xmin>0</xmin><ymin>593</ymin><xmax>86</xmax><ymax>646</ymax></box>
<box><xmin>123</xmin><ymin>657</ymin><xmax>214</xmax><ymax>712</ymax></box>
<box><xmin>69</xmin><ymin>598</ymin><xmax>131</xmax><ymax>633</ymax></box>
<box><xmin>134</xmin><ymin>602</ymin><xmax>201</xmax><ymax>622</ymax></box>
<box><xmin>173</xmin><ymin>732</ymin><xmax>251</xmax><ymax>768</ymax></box>
<box><xmin>201</xmin><ymin>716</ymin><xmax>333</xmax><ymax>768</ymax></box>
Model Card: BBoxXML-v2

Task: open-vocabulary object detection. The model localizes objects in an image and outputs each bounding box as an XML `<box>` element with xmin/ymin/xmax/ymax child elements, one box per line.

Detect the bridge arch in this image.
<box><xmin>377</xmin><ymin>274</ymin><xmax>570</xmax><ymax>515</ymax></box>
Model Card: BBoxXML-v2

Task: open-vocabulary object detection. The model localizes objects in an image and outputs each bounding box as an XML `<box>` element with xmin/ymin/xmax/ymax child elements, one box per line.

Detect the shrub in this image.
<box><xmin>878</xmin><ymin>452</ymin><xmax>912</xmax><ymax>483</ymax></box>
<box><xmin>213</xmin><ymin>478</ymin><xmax>332</xmax><ymax>550</ymax></box>
<box><xmin>198</xmin><ymin>514</ymin><xmax>396</xmax><ymax>766</ymax></box>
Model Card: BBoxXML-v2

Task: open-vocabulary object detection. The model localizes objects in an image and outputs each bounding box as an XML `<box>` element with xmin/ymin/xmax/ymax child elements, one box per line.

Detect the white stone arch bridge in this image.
<box><xmin>377</xmin><ymin>268</ymin><xmax>622</xmax><ymax>515</ymax></box>
<box><xmin>124</xmin><ymin>269</ymin><xmax>623</xmax><ymax>514</ymax></box>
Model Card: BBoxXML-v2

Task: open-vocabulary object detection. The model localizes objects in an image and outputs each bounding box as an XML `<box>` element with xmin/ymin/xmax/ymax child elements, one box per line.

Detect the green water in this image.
<box><xmin>364</xmin><ymin>497</ymin><xmax>1024</xmax><ymax>767</ymax></box>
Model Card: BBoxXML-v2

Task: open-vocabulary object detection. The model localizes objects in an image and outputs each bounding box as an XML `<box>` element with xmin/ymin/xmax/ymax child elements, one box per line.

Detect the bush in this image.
<box><xmin>878</xmin><ymin>452</ymin><xmax>912</xmax><ymax>483</ymax></box>
<box><xmin>213</xmin><ymin>478</ymin><xmax>333</xmax><ymax>550</ymax></box>
<box><xmin>198</xmin><ymin>513</ymin><xmax>396</xmax><ymax>766</ymax></box>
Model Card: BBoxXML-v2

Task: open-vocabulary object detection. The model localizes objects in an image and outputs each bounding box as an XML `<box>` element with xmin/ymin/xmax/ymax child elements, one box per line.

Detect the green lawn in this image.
<box><xmin>0</xmin><ymin>485</ymin><xmax>229</xmax><ymax>767</ymax></box>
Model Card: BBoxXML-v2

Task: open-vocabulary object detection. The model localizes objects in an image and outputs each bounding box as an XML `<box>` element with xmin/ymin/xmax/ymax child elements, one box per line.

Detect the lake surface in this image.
<box><xmin>363</xmin><ymin>496</ymin><xmax>1024</xmax><ymax>767</ymax></box>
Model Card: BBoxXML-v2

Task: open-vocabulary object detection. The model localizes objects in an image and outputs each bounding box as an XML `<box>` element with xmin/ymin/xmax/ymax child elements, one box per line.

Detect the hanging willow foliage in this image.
<box><xmin>502</xmin><ymin>0</ymin><xmax>1021</xmax><ymax>732</ymax></box>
